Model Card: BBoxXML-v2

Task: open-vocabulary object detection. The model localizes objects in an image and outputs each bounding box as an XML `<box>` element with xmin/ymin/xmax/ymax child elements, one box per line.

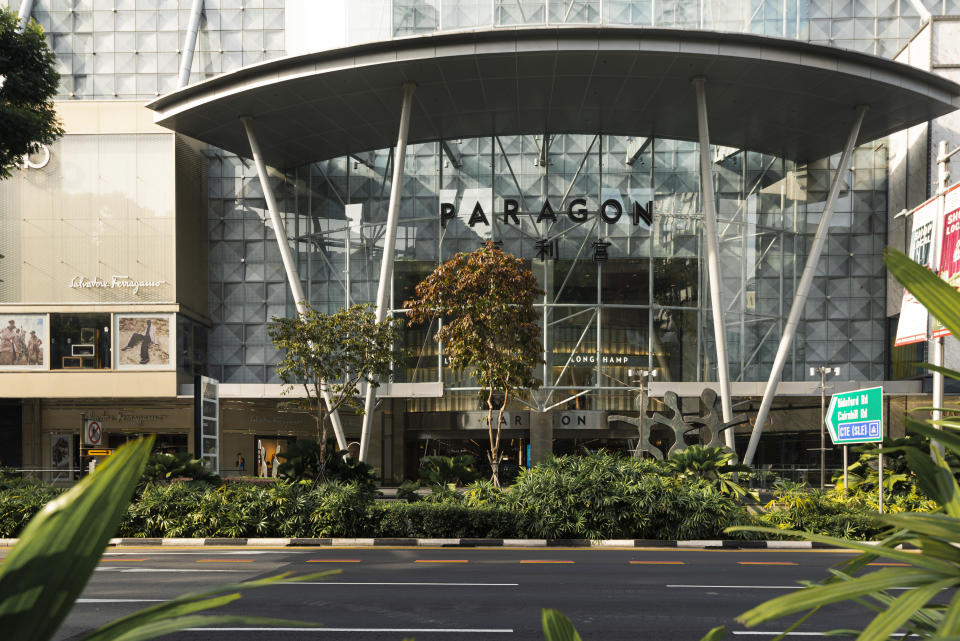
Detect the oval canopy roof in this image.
<box><xmin>147</xmin><ymin>27</ymin><xmax>960</xmax><ymax>168</ymax></box>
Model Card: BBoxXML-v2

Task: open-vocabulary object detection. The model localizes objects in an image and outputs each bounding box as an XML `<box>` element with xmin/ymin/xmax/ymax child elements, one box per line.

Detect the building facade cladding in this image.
<box><xmin>1</xmin><ymin>0</ymin><xmax>944</xmax><ymax>475</ymax></box>
<box><xmin>197</xmin><ymin>0</ymin><xmax>904</xmax><ymax>396</ymax></box>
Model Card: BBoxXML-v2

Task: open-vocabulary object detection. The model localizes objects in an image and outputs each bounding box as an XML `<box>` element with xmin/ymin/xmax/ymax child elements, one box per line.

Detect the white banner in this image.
<box><xmin>895</xmin><ymin>196</ymin><xmax>938</xmax><ymax>346</ymax></box>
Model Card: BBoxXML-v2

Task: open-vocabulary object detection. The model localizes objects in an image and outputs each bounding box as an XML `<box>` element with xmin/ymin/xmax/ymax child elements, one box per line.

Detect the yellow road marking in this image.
<box><xmin>630</xmin><ymin>561</ymin><xmax>685</xmax><ymax>565</ymax></box>
<box><xmin>197</xmin><ymin>559</ymin><xmax>255</xmax><ymax>563</ymax></box>
<box><xmin>520</xmin><ymin>560</ymin><xmax>575</xmax><ymax>564</ymax></box>
<box><xmin>307</xmin><ymin>559</ymin><xmax>363</xmax><ymax>563</ymax></box>
<box><xmin>100</xmin><ymin>558</ymin><xmax>146</xmax><ymax>562</ymax></box>
<box><xmin>414</xmin><ymin>559</ymin><xmax>469</xmax><ymax>563</ymax></box>
<box><xmin>737</xmin><ymin>561</ymin><xmax>797</xmax><ymax>565</ymax></box>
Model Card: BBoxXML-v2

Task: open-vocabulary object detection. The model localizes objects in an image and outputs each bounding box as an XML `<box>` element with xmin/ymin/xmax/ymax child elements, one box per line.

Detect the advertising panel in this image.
<box><xmin>0</xmin><ymin>314</ymin><xmax>48</xmax><ymax>370</ymax></box>
<box><xmin>113</xmin><ymin>313</ymin><xmax>175</xmax><ymax>370</ymax></box>
<box><xmin>895</xmin><ymin>197</ymin><xmax>937</xmax><ymax>346</ymax></box>
<box><xmin>934</xmin><ymin>183</ymin><xmax>960</xmax><ymax>338</ymax></box>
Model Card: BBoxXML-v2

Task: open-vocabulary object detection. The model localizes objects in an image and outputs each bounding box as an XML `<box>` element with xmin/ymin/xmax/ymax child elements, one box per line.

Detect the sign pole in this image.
<box><xmin>820</xmin><ymin>367</ymin><xmax>826</xmax><ymax>489</ymax></box>
<box><xmin>843</xmin><ymin>445</ymin><xmax>848</xmax><ymax>496</ymax></box>
<box><xmin>878</xmin><ymin>450</ymin><xmax>884</xmax><ymax>514</ymax></box>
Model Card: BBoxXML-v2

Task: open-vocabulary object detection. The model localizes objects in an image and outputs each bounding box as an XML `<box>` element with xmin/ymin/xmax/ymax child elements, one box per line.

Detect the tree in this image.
<box><xmin>404</xmin><ymin>241</ymin><xmax>542</xmax><ymax>487</ymax></box>
<box><xmin>267</xmin><ymin>303</ymin><xmax>402</xmax><ymax>457</ymax></box>
<box><xmin>0</xmin><ymin>9</ymin><xmax>63</xmax><ymax>180</ymax></box>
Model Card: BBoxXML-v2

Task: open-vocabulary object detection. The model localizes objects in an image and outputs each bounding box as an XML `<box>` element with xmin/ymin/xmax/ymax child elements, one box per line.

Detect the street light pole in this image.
<box><xmin>811</xmin><ymin>365</ymin><xmax>839</xmax><ymax>489</ymax></box>
<box><xmin>820</xmin><ymin>366</ymin><xmax>826</xmax><ymax>490</ymax></box>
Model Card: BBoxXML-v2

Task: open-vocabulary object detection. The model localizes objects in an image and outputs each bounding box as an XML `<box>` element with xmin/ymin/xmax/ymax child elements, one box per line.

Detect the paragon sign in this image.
<box><xmin>440</xmin><ymin>197</ymin><xmax>653</xmax><ymax>229</ymax></box>
<box><xmin>825</xmin><ymin>386</ymin><xmax>883</xmax><ymax>445</ymax></box>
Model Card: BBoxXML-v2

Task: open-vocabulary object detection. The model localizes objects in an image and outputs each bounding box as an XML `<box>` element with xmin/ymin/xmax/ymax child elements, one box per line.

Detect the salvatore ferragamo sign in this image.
<box><xmin>69</xmin><ymin>275</ymin><xmax>167</xmax><ymax>295</ymax></box>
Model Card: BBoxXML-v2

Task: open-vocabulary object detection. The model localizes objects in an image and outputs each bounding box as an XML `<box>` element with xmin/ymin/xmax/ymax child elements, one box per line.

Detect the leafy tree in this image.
<box><xmin>267</xmin><ymin>303</ymin><xmax>402</xmax><ymax>453</ymax></box>
<box><xmin>665</xmin><ymin>445</ymin><xmax>752</xmax><ymax>499</ymax></box>
<box><xmin>405</xmin><ymin>241</ymin><xmax>543</xmax><ymax>487</ymax></box>
<box><xmin>276</xmin><ymin>438</ymin><xmax>377</xmax><ymax>489</ymax></box>
<box><xmin>419</xmin><ymin>454</ymin><xmax>480</xmax><ymax>486</ymax></box>
<box><xmin>0</xmin><ymin>9</ymin><xmax>63</xmax><ymax>180</ymax></box>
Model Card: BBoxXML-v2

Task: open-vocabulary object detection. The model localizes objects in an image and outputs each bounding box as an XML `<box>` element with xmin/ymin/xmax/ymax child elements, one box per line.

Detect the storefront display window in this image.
<box><xmin>50</xmin><ymin>313</ymin><xmax>111</xmax><ymax>370</ymax></box>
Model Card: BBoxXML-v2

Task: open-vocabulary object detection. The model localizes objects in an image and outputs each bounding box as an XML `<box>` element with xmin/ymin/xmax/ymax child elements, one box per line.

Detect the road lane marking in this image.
<box><xmin>412</xmin><ymin>558</ymin><xmax>468</xmax><ymax>563</ymax></box>
<box><xmin>187</xmin><ymin>627</ymin><xmax>513</xmax><ymax>633</ymax></box>
<box><xmin>197</xmin><ymin>559</ymin><xmax>255</xmax><ymax>563</ymax></box>
<box><xmin>97</xmin><ymin>567</ymin><xmax>248</xmax><ymax>573</ymax></box>
<box><xmin>77</xmin><ymin>599</ymin><xmax>167</xmax><ymax>603</ymax></box>
<box><xmin>669</xmin><ymin>585</ymin><xmax>802</xmax><ymax>589</ymax></box>
<box><xmin>307</xmin><ymin>559</ymin><xmax>362</xmax><ymax>563</ymax></box>
<box><xmin>737</xmin><ymin>562</ymin><xmax>798</xmax><ymax>566</ymax></box>
<box><xmin>99</xmin><ymin>558</ymin><xmax>146</xmax><ymax>562</ymax></box>
<box><xmin>630</xmin><ymin>561</ymin><xmax>685</xmax><ymax>565</ymax></box>
<box><xmin>733</xmin><ymin>633</ymin><xmax>840</xmax><ymax>637</ymax></box>
<box><xmin>520</xmin><ymin>560</ymin><xmax>574</xmax><ymax>564</ymax></box>
<box><xmin>288</xmin><ymin>582</ymin><xmax>518</xmax><ymax>586</ymax></box>
<box><xmin>670</xmin><ymin>585</ymin><xmax>918</xmax><ymax>591</ymax></box>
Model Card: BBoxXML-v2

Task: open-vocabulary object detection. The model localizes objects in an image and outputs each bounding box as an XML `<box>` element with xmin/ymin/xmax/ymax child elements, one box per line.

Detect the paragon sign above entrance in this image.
<box><xmin>440</xmin><ymin>197</ymin><xmax>654</xmax><ymax>229</ymax></box>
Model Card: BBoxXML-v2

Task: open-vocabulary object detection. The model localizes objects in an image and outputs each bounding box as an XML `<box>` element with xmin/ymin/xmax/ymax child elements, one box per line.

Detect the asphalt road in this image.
<box><xmin>5</xmin><ymin>546</ymin><xmax>892</xmax><ymax>640</ymax></box>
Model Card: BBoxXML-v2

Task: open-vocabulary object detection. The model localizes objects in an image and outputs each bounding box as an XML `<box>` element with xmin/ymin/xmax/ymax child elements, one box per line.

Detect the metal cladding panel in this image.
<box><xmin>148</xmin><ymin>28</ymin><xmax>960</xmax><ymax>168</ymax></box>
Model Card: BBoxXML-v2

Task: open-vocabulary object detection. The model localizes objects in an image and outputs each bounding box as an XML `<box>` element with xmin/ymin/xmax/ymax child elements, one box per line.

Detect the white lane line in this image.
<box><xmin>668</xmin><ymin>585</ymin><xmax>802</xmax><ymax>589</ymax></box>
<box><xmin>77</xmin><ymin>599</ymin><xmax>167</xmax><ymax>603</ymax></box>
<box><xmin>669</xmin><ymin>585</ymin><xmax>915</xmax><ymax>590</ymax></box>
<box><xmin>96</xmin><ymin>567</ymin><xmax>248</xmax><ymax>573</ymax></box>
<box><xmin>733</xmin><ymin>633</ymin><xmax>838</xmax><ymax>637</ymax></box>
<box><xmin>289</xmin><ymin>582</ymin><xmax>519</xmax><ymax>586</ymax></box>
<box><xmin>187</xmin><ymin>628</ymin><xmax>513</xmax><ymax>633</ymax></box>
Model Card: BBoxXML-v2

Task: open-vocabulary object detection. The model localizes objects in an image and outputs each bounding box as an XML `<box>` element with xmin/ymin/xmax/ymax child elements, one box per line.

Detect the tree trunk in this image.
<box><xmin>485</xmin><ymin>377</ymin><xmax>500</xmax><ymax>488</ymax></box>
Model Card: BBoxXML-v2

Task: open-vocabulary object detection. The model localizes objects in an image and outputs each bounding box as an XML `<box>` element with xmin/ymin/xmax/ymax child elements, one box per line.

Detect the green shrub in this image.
<box><xmin>418</xmin><ymin>455</ymin><xmax>479</xmax><ymax>486</ymax></box>
<box><xmin>753</xmin><ymin>481</ymin><xmax>885</xmax><ymax>540</ymax></box>
<box><xmin>278</xmin><ymin>439</ymin><xmax>377</xmax><ymax>490</ymax></box>
<box><xmin>142</xmin><ymin>452</ymin><xmax>220</xmax><ymax>483</ymax></box>
<box><xmin>120</xmin><ymin>480</ymin><xmax>376</xmax><ymax>538</ymax></box>
<box><xmin>0</xmin><ymin>479</ymin><xmax>61</xmax><ymax>538</ymax></box>
<box><xmin>369</xmin><ymin>502</ymin><xmax>517</xmax><ymax>538</ymax></box>
<box><xmin>507</xmin><ymin>453</ymin><xmax>745</xmax><ymax>539</ymax></box>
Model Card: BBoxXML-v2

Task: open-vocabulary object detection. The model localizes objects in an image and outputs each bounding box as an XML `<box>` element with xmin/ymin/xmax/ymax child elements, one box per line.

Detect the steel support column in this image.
<box><xmin>359</xmin><ymin>83</ymin><xmax>416</xmax><ymax>463</ymax></box>
<box><xmin>16</xmin><ymin>0</ymin><xmax>34</xmax><ymax>33</ymax></box>
<box><xmin>693</xmin><ymin>77</ymin><xmax>734</xmax><ymax>447</ymax></box>
<box><xmin>178</xmin><ymin>0</ymin><xmax>204</xmax><ymax>88</ymax></box>
<box><xmin>241</xmin><ymin>116</ymin><xmax>348</xmax><ymax>452</ymax></box>
<box><xmin>742</xmin><ymin>106</ymin><xmax>867</xmax><ymax>467</ymax></box>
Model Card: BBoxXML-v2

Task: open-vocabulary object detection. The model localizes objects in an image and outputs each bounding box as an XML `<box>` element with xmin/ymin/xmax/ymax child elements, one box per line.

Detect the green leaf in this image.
<box><xmin>541</xmin><ymin>609</ymin><xmax>583</xmax><ymax>641</ymax></box>
<box><xmin>936</xmin><ymin>587</ymin><xmax>960</xmax><ymax>636</ymax></box>
<box><xmin>699</xmin><ymin>626</ymin><xmax>726</xmax><ymax>641</ymax></box>
<box><xmin>725</xmin><ymin>526</ymin><xmax>955</xmax><ymax>573</ymax></box>
<box><xmin>83</xmin><ymin>614</ymin><xmax>312</xmax><ymax>641</ymax></box>
<box><xmin>854</xmin><ymin>577</ymin><xmax>957</xmax><ymax>641</ymax></box>
<box><xmin>913</xmin><ymin>362</ymin><xmax>960</xmax><ymax>383</ymax></box>
<box><xmin>0</xmin><ymin>437</ymin><xmax>154</xmax><ymax>641</ymax></box>
<box><xmin>885</xmin><ymin>247</ymin><xmax>960</xmax><ymax>339</ymax></box>
<box><xmin>736</xmin><ymin>568</ymin><xmax>940</xmax><ymax>626</ymax></box>
<box><xmin>81</xmin><ymin>571</ymin><xmax>336</xmax><ymax>641</ymax></box>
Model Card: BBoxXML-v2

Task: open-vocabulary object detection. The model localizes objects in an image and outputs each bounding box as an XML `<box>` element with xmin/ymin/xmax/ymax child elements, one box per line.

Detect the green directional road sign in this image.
<box><xmin>825</xmin><ymin>386</ymin><xmax>883</xmax><ymax>445</ymax></box>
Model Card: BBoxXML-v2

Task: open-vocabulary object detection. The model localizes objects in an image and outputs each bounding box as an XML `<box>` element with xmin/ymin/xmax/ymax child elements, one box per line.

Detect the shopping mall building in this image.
<box><xmin>2</xmin><ymin>0</ymin><xmax>960</xmax><ymax>483</ymax></box>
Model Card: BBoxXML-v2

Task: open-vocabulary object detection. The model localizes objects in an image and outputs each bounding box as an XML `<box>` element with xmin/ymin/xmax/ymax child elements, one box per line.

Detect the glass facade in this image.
<box><xmin>0</xmin><ymin>0</ymin><xmax>920</xmax><ymax>403</ymax></box>
<box><xmin>205</xmin><ymin>133</ymin><xmax>886</xmax><ymax>408</ymax></box>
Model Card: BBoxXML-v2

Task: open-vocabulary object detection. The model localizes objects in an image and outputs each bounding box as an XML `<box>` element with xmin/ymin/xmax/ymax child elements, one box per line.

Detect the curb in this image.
<box><xmin>0</xmin><ymin>537</ymin><xmax>831</xmax><ymax>549</ymax></box>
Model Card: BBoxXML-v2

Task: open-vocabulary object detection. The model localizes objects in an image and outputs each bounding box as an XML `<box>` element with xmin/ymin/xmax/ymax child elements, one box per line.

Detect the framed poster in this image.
<box><xmin>114</xmin><ymin>313</ymin><xmax>175</xmax><ymax>370</ymax></box>
<box><xmin>50</xmin><ymin>433</ymin><xmax>74</xmax><ymax>483</ymax></box>
<box><xmin>0</xmin><ymin>314</ymin><xmax>48</xmax><ymax>370</ymax></box>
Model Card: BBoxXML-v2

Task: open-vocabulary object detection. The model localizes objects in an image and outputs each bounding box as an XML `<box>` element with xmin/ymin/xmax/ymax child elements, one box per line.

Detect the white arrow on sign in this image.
<box><xmin>825</xmin><ymin>394</ymin><xmax>838</xmax><ymax>442</ymax></box>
